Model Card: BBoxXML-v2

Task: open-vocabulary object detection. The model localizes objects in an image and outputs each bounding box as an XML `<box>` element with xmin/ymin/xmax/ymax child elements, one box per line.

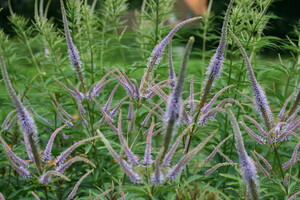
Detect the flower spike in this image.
<box><xmin>230</xmin><ymin>31</ymin><xmax>274</xmax><ymax>131</ymax></box>
<box><xmin>60</xmin><ymin>0</ymin><xmax>85</xmax><ymax>91</ymax></box>
<box><xmin>139</xmin><ymin>17</ymin><xmax>201</xmax><ymax>96</ymax></box>
<box><xmin>226</xmin><ymin>104</ymin><xmax>259</xmax><ymax>200</ymax></box>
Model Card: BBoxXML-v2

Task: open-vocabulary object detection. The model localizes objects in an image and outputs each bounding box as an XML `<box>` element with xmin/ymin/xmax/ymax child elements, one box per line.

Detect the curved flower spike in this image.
<box><xmin>67</xmin><ymin>170</ymin><xmax>93</xmax><ymax>200</ymax></box>
<box><xmin>230</xmin><ymin>31</ymin><xmax>274</xmax><ymax>131</ymax></box>
<box><xmin>139</xmin><ymin>17</ymin><xmax>201</xmax><ymax>96</ymax></box>
<box><xmin>0</xmin><ymin>49</ymin><xmax>38</xmax><ymax>164</ymax></box>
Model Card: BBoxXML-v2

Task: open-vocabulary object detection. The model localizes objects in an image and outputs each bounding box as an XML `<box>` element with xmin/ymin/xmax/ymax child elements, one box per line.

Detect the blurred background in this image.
<box><xmin>0</xmin><ymin>0</ymin><xmax>299</xmax><ymax>39</ymax></box>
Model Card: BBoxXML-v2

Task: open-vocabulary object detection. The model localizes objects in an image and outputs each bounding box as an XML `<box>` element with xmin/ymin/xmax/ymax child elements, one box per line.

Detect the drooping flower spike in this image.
<box><xmin>230</xmin><ymin>31</ymin><xmax>274</xmax><ymax>131</ymax></box>
<box><xmin>40</xmin><ymin>170</ymin><xmax>70</xmax><ymax>184</ymax></box>
<box><xmin>56</xmin><ymin>156</ymin><xmax>95</xmax><ymax>174</ymax></box>
<box><xmin>55</xmin><ymin>135</ymin><xmax>100</xmax><ymax>165</ymax></box>
<box><xmin>166</xmin><ymin>131</ymin><xmax>216</xmax><ymax>181</ymax></box>
<box><xmin>231</xmin><ymin>31</ymin><xmax>300</xmax><ymax>143</ymax></box>
<box><xmin>42</xmin><ymin>124</ymin><xmax>68</xmax><ymax>162</ymax></box>
<box><xmin>0</xmin><ymin>136</ymin><xmax>28</xmax><ymax>168</ymax></box>
<box><xmin>0</xmin><ymin>48</ymin><xmax>41</xmax><ymax>169</ymax></box>
<box><xmin>67</xmin><ymin>170</ymin><xmax>94</xmax><ymax>200</ymax></box>
<box><xmin>97</xmin><ymin>130</ymin><xmax>141</xmax><ymax>183</ymax></box>
<box><xmin>139</xmin><ymin>17</ymin><xmax>201</xmax><ymax>97</ymax></box>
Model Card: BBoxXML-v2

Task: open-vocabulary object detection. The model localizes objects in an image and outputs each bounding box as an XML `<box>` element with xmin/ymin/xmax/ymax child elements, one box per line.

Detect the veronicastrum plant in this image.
<box><xmin>0</xmin><ymin>0</ymin><xmax>299</xmax><ymax>199</ymax></box>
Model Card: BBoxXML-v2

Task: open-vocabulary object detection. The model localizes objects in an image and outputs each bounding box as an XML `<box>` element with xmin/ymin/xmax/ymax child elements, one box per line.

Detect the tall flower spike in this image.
<box><xmin>139</xmin><ymin>17</ymin><xmax>201</xmax><ymax>96</ymax></box>
<box><xmin>0</xmin><ymin>48</ymin><xmax>40</xmax><ymax>167</ymax></box>
<box><xmin>230</xmin><ymin>31</ymin><xmax>274</xmax><ymax>131</ymax></box>
<box><xmin>155</xmin><ymin>36</ymin><xmax>194</xmax><ymax>167</ymax></box>
<box><xmin>226</xmin><ymin>104</ymin><xmax>259</xmax><ymax>200</ymax></box>
<box><xmin>60</xmin><ymin>0</ymin><xmax>86</xmax><ymax>91</ymax></box>
<box><xmin>67</xmin><ymin>170</ymin><xmax>93</xmax><ymax>200</ymax></box>
<box><xmin>198</xmin><ymin>0</ymin><xmax>233</xmax><ymax>110</ymax></box>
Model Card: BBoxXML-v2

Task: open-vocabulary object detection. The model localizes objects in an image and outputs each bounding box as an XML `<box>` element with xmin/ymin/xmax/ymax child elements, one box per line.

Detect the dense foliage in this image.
<box><xmin>0</xmin><ymin>0</ymin><xmax>299</xmax><ymax>199</ymax></box>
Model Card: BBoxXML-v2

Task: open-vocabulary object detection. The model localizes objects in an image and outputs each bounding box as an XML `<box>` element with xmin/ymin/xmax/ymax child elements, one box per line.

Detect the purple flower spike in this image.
<box><xmin>282</xmin><ymin>141</ymin><xmax>300</xmax><ymax>170</ymax></box>
<box><xmin>4</xmin><ymin>152</ymin><xmax>30</xmax><ymax>179</ymax></box>
<box><xmin>67</xmin><ymin>170</ymin><xmax>93</xmax><ymax>200</ymax></box>
<box><xmin>40</xmin><ymin>170</ymin><xmax>70</xmax><ymax>184</ymax></box>
<box><xmin>60</xmin><ymin>0</ymin><xmax>85</xmax><ymax>90</ymax></box>
<box><xmin>0</xmin><ymin>49</ymin><xmax>38</xmax><ymax>162</ymax></box>
<box><xmin>139</xmin><ymin>17</ymin><xmax>201</xmax><ymax>96</ymax></box>
<box><xmin>166</xmin><ymin>131</ymin><xmax>216</xmax><ymax>181</ymax></box>
<box><xmin>0</xmin><ymin>137</ymin><xmax>28</xmax><ymax>168</ymax></box>
<box><xmin>151</xmin><ymin>167</ymin><xmax>164</xmax><ymax>185</ymax></box>
<box><xmin>56</xmin><ymin>156</ymin><xmax>95</xmax><ymax>174</ymax></box>
<box><xmin>162</xmin><ymin>125</ymin><xmax>192</xmax><ymax>167</ymax></box>
<box><xmin>199</xmin><ymin>0</ymin><xmax>233</xmax><ymax>110</ymax></box>
<box><xmin>103</xmin><ymin>84</ymin><xmax>119</xmax><ymax>112</ymax></box>
<box><xmin>1</xmin><ymin>110</ymin><xmax>16</xmax><ymax>130</ymax></box>
<box><xmin>230</xmin><ymin>31</ymin><xmax>274</xmax><ymax>131</ymax></box>
<box><xmin>56</xmin><ymin>136</ymin><xmax>100</xmax><ymax>165</ymax></box>
<box><xmin>143</xmin><ymin>119</ymin><xmax>155</xmax><ymax>165</ymax></box>
<box><xmin>226</xmin><ymin>105</ymin><xmax>259</xmax><ymax>200</ymax></box>
<box><xmin>117</xmin><ymin>112</ymin><xmax>139</xmax><ymax>165</ymax></box>
<box><xmin>42</xmin><ymin>124</ymin><xmax>67</xmax><ymax>162</ymax></box>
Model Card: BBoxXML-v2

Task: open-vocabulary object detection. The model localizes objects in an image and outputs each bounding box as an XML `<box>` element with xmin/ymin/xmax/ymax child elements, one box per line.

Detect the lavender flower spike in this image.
<box><xmin>139</xmin><ymin>17</ymin><xmax>201</xmax><ymax>96</ymax></box>
<box><xmin>42</xmin><ymin>124</ymin><xmax>67</xmax><ymax>162</ymax></box>
<box><xmin>226</xmin><ymin>104</ymin><xmax>259</xmax><ymax>200</ymax></box>
<box><xmin>67</xmin><ymin>170</ymin><xmax>93</xmax><ymax>200</ymax></box>
<box><xmin>4</xmin><ymin>149</ymin><xmax>30</xmax><ymax>179</ymax></box>
<box><xmin>166</xmin><ymin>131</ymin><xmax>216</xmax><ymax>180</ymax></box>
<box><xmin>198</xmin><ymin>0</ymin><xmax>233</xmax><ymax>110</ymax></box>
<box><xmin>56</xmin><ymin>135</ymin><xmax>100</xmax><ymax>165</ymax></box>
<box><xmin>40</xmin><ymin>170</ymin><xmax>70</xmax><ymax>184</ymax></box>
<box><xmin>230</xmin><ymin>31</ymin><xmax>274</xmax><ymax>131</ymax></box>
<box><xmin>162</xmin><ymin>124</ymin><xmax>192</xmax><ymax>167</ymax></box>
<box><xmin>0</xmin><ymin>49</ymin><xmax>40</xmax><ymax>167</ymax></box>
<box><xmin>60</xmin><ymin>0</ymin><xmax>85</xmax><ymax>91</ymax></box>
<box><xmin>155</xmin><ymin>37</ymin><xmax>194</xmax><ymax>166</ymax></box>
<box><xmin>56</xmin><ymin>156</ymin><xmax>95</xmax><ymax>174</ymax></box>
<box><xmin>143</xmin><ymin>119</ymin><xmax>155</xmax><ymax>165</ymax></box>
<box><xmin>0</xmin><ymin>137</ymin><xmax>28</xmax><ymax>167</ymax></box>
